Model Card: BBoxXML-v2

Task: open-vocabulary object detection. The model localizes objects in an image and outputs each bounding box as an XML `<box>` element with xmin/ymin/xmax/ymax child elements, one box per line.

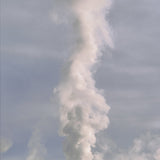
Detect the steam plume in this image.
<box><xmin>54</xmin><ymin>0</ymin><xmax>113</xmax><ymax>160</ymax></box>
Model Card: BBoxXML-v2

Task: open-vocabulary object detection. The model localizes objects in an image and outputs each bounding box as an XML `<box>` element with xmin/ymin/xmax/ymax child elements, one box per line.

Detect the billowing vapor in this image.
<box><xmin>54</xmin><ymin>0</ymin><xmax>112</xmax><ymax>160</ymax></box>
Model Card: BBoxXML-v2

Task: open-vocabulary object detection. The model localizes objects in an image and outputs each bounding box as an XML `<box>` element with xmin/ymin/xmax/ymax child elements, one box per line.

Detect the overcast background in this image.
<box><xmin>1</xmin><ymin>0</ymin><xmax>160</xmax><ymax>160</ymax></box>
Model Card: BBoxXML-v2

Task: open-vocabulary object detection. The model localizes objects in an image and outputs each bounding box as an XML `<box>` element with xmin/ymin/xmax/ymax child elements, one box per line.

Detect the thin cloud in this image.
<box><xmin>0</xmin><ymin>138</ymin><xmax>13</xmax><ymax>153</ymax></box>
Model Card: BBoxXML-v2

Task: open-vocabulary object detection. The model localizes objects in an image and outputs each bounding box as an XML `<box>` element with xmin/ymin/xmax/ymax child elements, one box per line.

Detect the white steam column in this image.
<box><xmin>55</xmin><ymin>0</ymin><xmax>113</xmax><ymax>160</ymax></box>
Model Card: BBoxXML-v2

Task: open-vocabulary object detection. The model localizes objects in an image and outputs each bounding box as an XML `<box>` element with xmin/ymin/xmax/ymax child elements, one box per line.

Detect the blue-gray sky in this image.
<box><xmin>1</xmin><ymin>0</ymin><xmax>160</xmax><ymax>159</ymax></box>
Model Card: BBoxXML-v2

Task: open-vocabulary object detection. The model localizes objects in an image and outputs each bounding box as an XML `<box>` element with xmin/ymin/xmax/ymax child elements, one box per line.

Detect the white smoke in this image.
<box><xmin>54</xmin><ymin>0</ymin><xmax>113</xmax><ymax>160</ymax></box>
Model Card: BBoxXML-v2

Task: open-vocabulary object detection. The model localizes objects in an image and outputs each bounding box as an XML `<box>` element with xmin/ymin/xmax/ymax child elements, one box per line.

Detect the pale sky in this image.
<box><xmin>1</xmin><ymin>0</ymin><xmax>160</xmax><ymax>159</ymax></box>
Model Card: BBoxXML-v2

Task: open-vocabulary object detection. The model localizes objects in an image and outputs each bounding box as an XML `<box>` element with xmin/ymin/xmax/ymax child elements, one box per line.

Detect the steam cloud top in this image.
<box><xmin>55</xmin><ymin>0</ymin><xmax>112</xmax><ymax>160</ymax></box>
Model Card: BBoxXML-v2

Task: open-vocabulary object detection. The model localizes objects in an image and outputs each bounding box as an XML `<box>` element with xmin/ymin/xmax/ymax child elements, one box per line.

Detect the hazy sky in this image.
<box><xmin>1</xmin><ymin>0</ymin><xmax>160</xmax><ymax>160</ymax></box>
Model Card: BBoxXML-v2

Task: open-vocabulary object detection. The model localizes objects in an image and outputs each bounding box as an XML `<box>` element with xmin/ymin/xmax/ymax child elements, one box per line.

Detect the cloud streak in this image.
<box><xmin>113</xmin><ymin>133</ymin><xmax>160</xmax><ymax>160</ymax></box>
<box><xmin>26</xmin><ymin>128</ymin><xmax>47</xmax><ymax>160</ymax></box>
<box><xmin>96</xmin><ymin>132</ymin><xmax>160</xmax><ymax>160</ymax></box>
